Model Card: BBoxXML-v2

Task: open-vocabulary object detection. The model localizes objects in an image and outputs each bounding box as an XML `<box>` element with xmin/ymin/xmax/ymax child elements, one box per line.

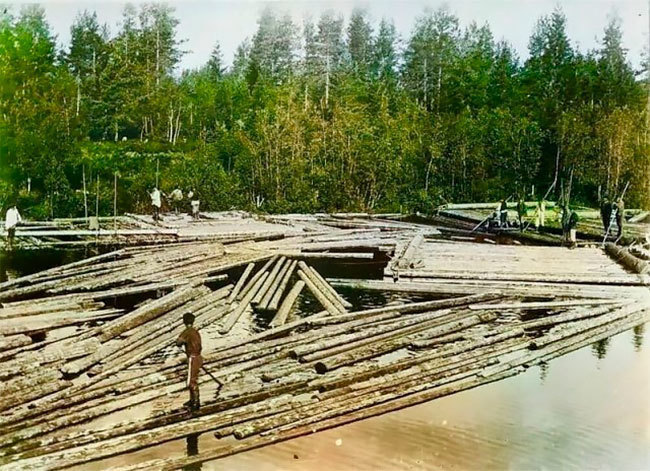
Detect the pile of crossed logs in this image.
<box><xmin>0</xmin><ymin>240</ymin><xmax>649</xmax><ymax>471</ymax></box>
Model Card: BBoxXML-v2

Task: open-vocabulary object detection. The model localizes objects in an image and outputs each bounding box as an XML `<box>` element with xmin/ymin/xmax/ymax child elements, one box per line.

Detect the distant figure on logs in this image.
<box><xmin>561</xmin><ymin>203</ymin><xmax>579</xmax><ymax>247</ymax></box>
<box><xmin>499</xmin><ymin>199</ymin><xmax>508</xmax><ymax>227</ymax></box>
<box><xmin>599</xmin><ymin>193</ymin><xmax>612</xmax><ymax>234</ymax></box>
<box><xmin>4</xmin><ymin>204</ymin><xmax>21</xmax><ymax>249</ymax></box>
<box><xmin>614</xmin><ymin>198</ymin><xmax>625</xmax><ymax>240</ymax></box>
<box><xmin>516</xmin><ymin>197</ymin><xmax>527</xmax><ymax>231</ymax></box>
<box><xmin>150</xmin><ymin>187</ymin><xmax>162</xmax><ymax>222</ymax></box>
<box><xmin>170</xmin><ymin>188</ymin><xmax>183</xmax><ymax>215</ymax></box>
<box><xmin>176</xmin><ymin>312</ymin><xmax>203</xmax><ymax>411</ymax></box>
<box><xmin>187</xmin><ymin>190</ymin><xmax>200</xmax><ymax>220</ymax></box>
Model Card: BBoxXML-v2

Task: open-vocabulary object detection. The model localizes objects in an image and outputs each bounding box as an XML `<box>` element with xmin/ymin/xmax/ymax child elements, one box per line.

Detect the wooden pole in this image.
<box><xmin>113</xmin><ymin>172</ymin><xmax>117</xmax><ymax>234</ymax></box>
<box><xmin>82</xmin><ymin>165</ymin><xmax>88</xmax><ymax>224</ymax></box>
<box><xmin>270</xmin><ymin>280</ymin><xmax>305</xmax><ymax>327</ymax></box>
<box><xmin>95</xmin><ymin>175</ymin><xmax>99</xmax><ymax>218</ymax></box>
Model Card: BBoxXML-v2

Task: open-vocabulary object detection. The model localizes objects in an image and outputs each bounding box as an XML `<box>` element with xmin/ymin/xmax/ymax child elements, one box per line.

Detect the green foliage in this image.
<box><xmin>0</xmin><ymin>4</ymin><xmax>647</xmax><ymax>221</ymax></box>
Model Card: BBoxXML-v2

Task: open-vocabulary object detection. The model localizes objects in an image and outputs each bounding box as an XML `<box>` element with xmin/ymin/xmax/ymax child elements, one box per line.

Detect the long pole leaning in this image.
<box><xmin>602</xmin><ymin>180</ymin><xmax>630</xmax><ymax>246</ymax></box>
<box><xmin>113</xmin><ymin>171</ymin><xmax>118</xmax><ymax>235</ymax></box>
<box><xmin>82</xmin><ymin>165</ymin><xmax>88</xmax><ymax>224</ymax></box>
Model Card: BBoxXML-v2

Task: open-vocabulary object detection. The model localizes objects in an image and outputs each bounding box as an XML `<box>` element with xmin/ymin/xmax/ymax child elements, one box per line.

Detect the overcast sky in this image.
<box><xmin>8</xmin><ymin>0</ymin><xmax>650</xmax><ymax>71</ymax></box>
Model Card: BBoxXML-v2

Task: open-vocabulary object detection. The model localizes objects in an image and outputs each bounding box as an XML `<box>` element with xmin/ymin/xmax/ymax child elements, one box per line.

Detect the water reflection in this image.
<box><xmin>591</xmin><ymin>338</ymin><xmax>610</xmax><ymax>360</ymax></box>
<box><xmin>633</xmin><ymin>324</ymin><xmax>645</xmax><ymax>352</ymax></box>
<box><xmin>538</xmin><ymin>360</ymin><xmax>549</xmax><ymax>383</ymax></box>
<box><xmin>182</xmin><ymin>433</ymin><xmax>202</xmax><ymax>471</ymax></box>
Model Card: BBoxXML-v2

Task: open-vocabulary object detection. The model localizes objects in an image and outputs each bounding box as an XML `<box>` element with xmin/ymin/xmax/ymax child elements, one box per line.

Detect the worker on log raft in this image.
<box><xmin>4</xmin><ymin>203</ymin><xmax>21</xmax><ymax>249</ymax></box>
<box><xmin>499</xmin><ymin>199</ymin><xmax>508</xmax><ymax>227</ymax></box>
<box><xmin>170</xmin><ymin>188</ymin><xmax>183</xmax><ymax>214</ymax></box>
<box><xmin>615</xmin><ymin>197</ymin><xmax>625</xmax><ymax>239</ymax></box>
<box><xmin>150</xmin><ymin>187</ymin><xmax>162</xmax><ymax>222</ymax></box>
<box><xmin>561</xmin><ymin>203</ymin><xmax>579</xmax><ymax>247</ymax></box>
<box><xmin>176</xmin><ymin>312</ymin><xmax>203</xmax><ymax>411</ymax></box>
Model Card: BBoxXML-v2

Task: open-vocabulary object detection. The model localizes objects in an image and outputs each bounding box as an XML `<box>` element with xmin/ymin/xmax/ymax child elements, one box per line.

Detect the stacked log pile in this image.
<box><xmin>0</xmin><ymin>217</ymin><xmax>648</xmax><ymax>471</ymax></box>
<box><xmin>437</xmin><ymin>203</ymin><xmax>650</xmax><ymax>245</ymax></box>
<box><xmin>0</xmin><ymin>216</ymin><xmax>182</xmax><ymax>249</ymax></box>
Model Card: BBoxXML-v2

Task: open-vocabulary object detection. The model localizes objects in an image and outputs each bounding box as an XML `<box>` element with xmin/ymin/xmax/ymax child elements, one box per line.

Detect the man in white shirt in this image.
<box><xmin>150</xmin><ymin>188</ymin><xmax>162</xmax><ymax>222</ymax></box>
<box><xmin>191</xmin><ymin>199</ymin><xmax>200</xmax><ymax>221</ymax></box>
<box><xmin>5</xmin><ymin>205</ymin><xmax>21</xmax><ymax>248</ymax></box>
<box><xmin>170</xmin><ymin>188</ymin><xmax>183</xmax><ymax>214</ymax></box>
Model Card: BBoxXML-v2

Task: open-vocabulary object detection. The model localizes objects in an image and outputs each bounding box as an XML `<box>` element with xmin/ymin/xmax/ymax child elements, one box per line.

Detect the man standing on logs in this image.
<box><xmin>615</xmin><ymin>197</ymin><xmax>625</xmax><ymax>240</ymax></box>
<box><xmin>170</xmin><ymin>188</ymin><xmax>183</xmax><ymax>215</ymax></box>
<box><xmin>4</xmin><ymin>203</ymin><xmax>21</xmax><ymax>249</ymax></box>
<box><xmin>150</xmin><ymin>187</ymin><xmax>162</xmax><ymax>222</ymax></box>
<box><xmin>499</xmin><ymin>199</ymin><xmax>508</xmax><ymax>227</ymax></box>
<box><xmin>176</xmin><ymin>312</ymin><xmax>203</xmax><ymax>411</ymax></box>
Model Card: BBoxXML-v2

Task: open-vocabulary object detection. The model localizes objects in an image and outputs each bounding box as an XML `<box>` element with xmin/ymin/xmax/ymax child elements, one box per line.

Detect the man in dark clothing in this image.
<box><xmin>615</xmin><ymin>198</ymin><xmax>625</xmax><ymax>239</ymax></box>
<box><xmin>499</xmin><ymin>200</ymin><xmax>508</xmax><ymax>227</ymax></box>
<box><xmin>600</xmin><ymin>196</ymin><xmax>612</xmax><ymax>234</ymax></box>
<box><xmin>517</xmin><ymin>198</ymin><xmax>526</xmax><ymax>231</ymax></box>
<box><xmin>176</xmin><ymin>312</ymin><xmax>202</xmax><ymax>411</ymax></box>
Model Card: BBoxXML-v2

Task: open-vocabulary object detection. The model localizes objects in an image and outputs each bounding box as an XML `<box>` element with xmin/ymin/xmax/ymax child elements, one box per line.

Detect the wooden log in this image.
<box><xmin>90</xmin><ymin>281</ymin><xmax>185</xmax><ymax>301</ymax></box>
<box><xmin>630</xmin><ymin>245</ymin><xmax>650</xmax><ymax>261</ymax></box>
<box><xmin>480</xmin><ymin>305</ymin><xmax>650</xmax><ymax>379</ymax></box>
<box><xmin>269</xmin><ymin>281</ymin><xmax>305</xmax><ymax>328</ymax></box>
<box><xmin>297</xmin><ymin>270</ymin><xmax>343</xmax><ymax>315</ymax></box>
<box><xmin>98</xmin><ymin>286</ymin><xmax>224</xmax><ymax>368</ymax></box>
<box><xmin>328</xmin><ymin>278</ymin><xmax>643</xmax><ymax>299</ymax></box>
<box><xmin>518</xmin><ymin>304</ymin><xmax>618</xmax><ymax>330</ymax></box>
<box><xmin>0</xmin><ymin>309</ymin><xmax>123</xmax><ymax>336</ymax></box>
<box><xmin>312</xmin><ymin>332</ymin><xmax>525</xmax><ymax>394</ymax></box>
<box><xmin>61</xmin><ymin>286</ymin><xmax>214</xmax><ymax>376</ymax></box>
<box><xmin>0</xmin><ymin>301</ymin><xmax>101</xmax><ymax>320</ymax></box>
<box><xmin>300</xmin><ymin>307</ymin><xmax>475</xmax><ymax>365</ymax></box>
<box><xmin>298</xmin><ymin>261</ymin><xmax>352</xmax><ymax>309</ymax></box>
<box><xmin>254</xmin><ymin>257</ymin><xmax>288</xmax><ymax>308</ymax></box>
<box><xmin>468</xmin><ymin>299</ymin><xmax>620</xmax><ymax>311</ymax></box>
<box><xmin>0</xmin><ymin>379</ymin><xmax>73</xmax><ymax>415</ymax></box>
<box><xmin>97</xmin><ymin>285</ymin><xmax>200</xmax><ymax>342</ymax></box>
<box><xmin>0</xmin><ymin>335</ymin><xmax>32</xmax><ymax>352</ymax></box>
<box><xmin>312</xmin><ymin>313</ymin><xmax>497</xmax><ymax>374</ymax></box>
<box><xmin>297</xmin><ymin>263</ymin><xmax>347</xmax><ymax>313</ymax></box>
<box><xmin>281</xmin><ymin>251</ymin><xmax>374</xmax><ymax>260</ymax></box>
<box><xmin>528</xmin><ymin>302</ymin><xmax>645</xmax><ymax>349</ymax></box>
<box><xmin>0</xmin><ymin>338</ymin><xmax>101</xmax><ymax>380</ymax></box>
<box><xmin>219</xmin><ymin>273</ymin><xmax>269</xmax><ymax>334</ymax></box>
<box><xmin>202</xmin><ymin>274</ymin><xmax>229</xmax><ymax>283</ymax></box>
<box><xmin>290</xmin><ymin>306</ymin><xmax>461</xmax><ymax>361</ymax></box>
<box><xmin>604</xmin><ymin>243</ymin><xmax>649</xmax><ymax>274</ymax></box>
<box><xmin>227</xmin><ymin>263</ymin><xmax>254</xmax><ymax>304</ymax></box>
<box><xmin>396</xmin><ymin>269</ymin><xmax>649</xmax><ymax>286</ymax></box>
<box><xmin>0</xmin><ymin>249</ymin><xmax>124</xmax><ymax>292</ymax></box>
<box><xmin>12</xmin><ymin>229</ymin><xmax>178</xmax><ymax>237</ymax></box>
<box><xmin>409</xmin><ymin>331</ymin><xmax>470</xmax><ymax>349</ymax></box>
<box><xmin>266</xmin><ymin>260</ymin><xmax>298</xmax><ymax>312</ymax></box>
<box><xmin>629</xmin><ymin>211</ymin><xmax>649</xmax><ymax>223</ymax></box>
<box><xmin>237</xmin><ymin>256</ymin><xmax>277</xmax><ymax>301</ymax></box>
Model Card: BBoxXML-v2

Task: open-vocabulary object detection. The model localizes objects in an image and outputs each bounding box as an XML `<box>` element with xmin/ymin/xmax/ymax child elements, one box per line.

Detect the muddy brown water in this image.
<box><xmin>3</xmin><ymin>249</ymin><xmax>649</xmax><ymax>470</ymax></box>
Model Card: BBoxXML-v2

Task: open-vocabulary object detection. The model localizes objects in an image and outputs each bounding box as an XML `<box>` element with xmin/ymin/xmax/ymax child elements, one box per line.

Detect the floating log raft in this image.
<box><xmin>0</xmin><ymin>211</ymin><xmax>647</xmax><ymax>471</ymax></box>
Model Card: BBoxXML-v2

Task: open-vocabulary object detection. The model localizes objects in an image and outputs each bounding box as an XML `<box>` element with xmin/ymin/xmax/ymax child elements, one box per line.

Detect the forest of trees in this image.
<box><xmin>0</xmin><ymin>4</ymin><xmax>648</xmax><ymax>218</ymax></box>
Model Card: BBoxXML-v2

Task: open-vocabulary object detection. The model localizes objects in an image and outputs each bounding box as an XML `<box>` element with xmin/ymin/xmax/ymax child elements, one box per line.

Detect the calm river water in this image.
<box><xmin>200</xmin><ymin>323</ymin><xmax>650</xmax><ymax>471</ymax></box>
<box><xmin>3</xmin><ymin>250</ymin><xmax>649</xmax><ymax>470</ymax></box>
